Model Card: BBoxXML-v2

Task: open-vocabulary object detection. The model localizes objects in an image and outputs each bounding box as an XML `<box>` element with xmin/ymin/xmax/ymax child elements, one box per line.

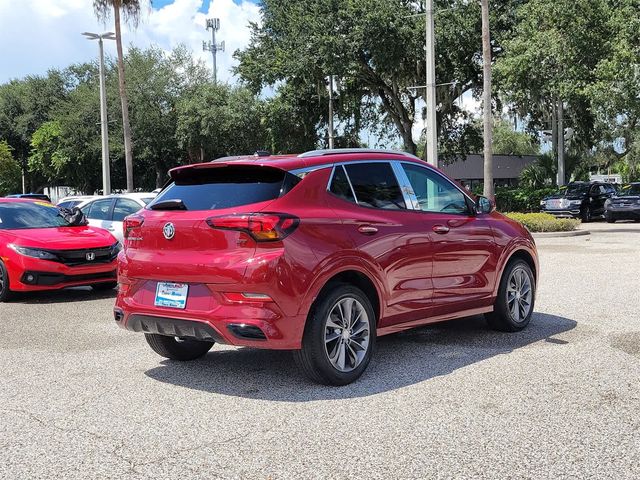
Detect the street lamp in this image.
<box><xmin>82</xmin><ymin>31</ymin><xmax>115</xmax><ymax>195</ymax></box>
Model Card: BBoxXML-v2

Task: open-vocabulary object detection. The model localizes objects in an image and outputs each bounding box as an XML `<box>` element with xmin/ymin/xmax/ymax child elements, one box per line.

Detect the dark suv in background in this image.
<box><xmin>540</xmin><ymin>181</ymin><xmax>617</xmax><ymax>222</ymax></box>
<box><xmin>605</xmin><ymin>183</ymin><xmax>640</xmax><ymax>223</ymax></box>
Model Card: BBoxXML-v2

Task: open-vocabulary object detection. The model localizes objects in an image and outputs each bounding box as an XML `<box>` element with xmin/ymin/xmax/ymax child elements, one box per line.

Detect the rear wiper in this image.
<box><xmin>149</xmin><ymin>199</ymin><xmax>188</xmax><ymax>211</ymax></box>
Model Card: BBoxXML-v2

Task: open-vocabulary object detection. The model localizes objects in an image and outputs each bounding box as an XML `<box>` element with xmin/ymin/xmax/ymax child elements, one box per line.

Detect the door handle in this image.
<box><xmin>357</xmin><ymin>225</ymin><xmax>378</xmax><ymax>235</ymax></box>
<box><xmin>432</xmin><ymin>224</ymin><xmax>450</xmax><ymax>234</ymax></box>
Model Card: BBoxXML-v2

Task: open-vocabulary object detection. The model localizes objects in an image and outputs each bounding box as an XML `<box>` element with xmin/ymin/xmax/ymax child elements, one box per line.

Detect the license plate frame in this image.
<box><xmin>154</xmin><ymin>282</ymin><xmax>189</xmax><ymax>309</ymax></box>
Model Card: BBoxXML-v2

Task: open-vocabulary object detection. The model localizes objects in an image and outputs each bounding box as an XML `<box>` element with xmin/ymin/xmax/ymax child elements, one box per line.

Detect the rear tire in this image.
<box><xmin>144</xmin><ymin>334</ymin><xmax>214</xmax><ymax>361</ymax></box>
<box><xmin>486</xmin><ymin>260</ymin><xmax>535</xmax><ymax>332</ymax></box>
<box><xmin>294</xmin><ymin>284</ymin><xmax>376</xmax><ymax>386</ymax></box>
<box><xmin>0</xmin><ymin>260</ymin><xmax>13</xmax><ymax>302</ymax></box>
<box><xmin>92</xmin><ymin>281</ymin><xmax>117</xmax><ymax>291</ymax></box>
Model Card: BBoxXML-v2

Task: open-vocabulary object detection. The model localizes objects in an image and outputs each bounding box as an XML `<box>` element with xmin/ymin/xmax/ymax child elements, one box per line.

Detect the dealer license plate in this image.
<box><xmin>154</xmin><ymin>282</ymin><xmax>189</xmax><ymax>309</ymax></box>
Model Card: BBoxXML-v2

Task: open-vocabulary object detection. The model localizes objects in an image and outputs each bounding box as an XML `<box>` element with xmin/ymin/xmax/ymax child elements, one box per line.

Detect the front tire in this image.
<box><xmin>581</xmin><ymin>206</ymin><xmax>592</xmax><ymax>223</ymax></box>
<box><xmin>605</xmin><ymin>212</ymin><xmax>615</xmax><ymax>223</ymax></box>
<box><xmin>144</xmin><ymin>334</ymin><xmax>214</xmax><ymax>361</ymax></box>
<box><xmin>486</xmin><ymin>260</ymin><xmax>535</xmax><ymax>332</ymax></box>
<box><xmin>294</xmin><ymin>284</ymin><xmax>376</xmax><ymax>386</ymax></box>
<box><xmin>0</xmin><ymin>260</ymin><xmax>13</xmax><ymax>302</ymax></box>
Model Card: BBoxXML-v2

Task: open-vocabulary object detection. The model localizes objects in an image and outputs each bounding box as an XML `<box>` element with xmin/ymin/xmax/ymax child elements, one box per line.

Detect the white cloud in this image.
<box><xmin>411</xmin><ymin>91</ymin><xmax>482</xmax><ymax>143</ymax></box>
<box><xmin>0</xmin><ymin>0</ymin><xmax>261</xmax><ymax>83</ymax></box>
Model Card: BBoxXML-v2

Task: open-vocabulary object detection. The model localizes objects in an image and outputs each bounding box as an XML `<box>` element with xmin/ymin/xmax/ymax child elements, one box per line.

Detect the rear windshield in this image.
<box><xmin>149</xmin><ymin>166</ymin><xmax>300</xmax><ymax>211</ymax></box>
<box><xmin>0</xmin><ymin>201</ymin><xmax>70</xmax><ymax>229</ymax></box>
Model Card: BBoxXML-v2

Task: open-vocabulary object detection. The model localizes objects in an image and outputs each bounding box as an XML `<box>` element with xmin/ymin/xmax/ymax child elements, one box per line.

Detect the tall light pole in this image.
<box><xmin>327</xmin><ymin>75</ymin><xmax>336</xmax><ymax>149</ymax></box>
<box><xmin>556</xmin><ymin>101</ymin><xmax>565</xmax><ymax>186</ymax></box>
<box><xmin>408</xmin><ymin>3</ymin><xmax>438</xmax><ymax>167</ymax></box>
<box><xmin>203</xmin><ymin>18</ymin><xmax>225</xmax><ymax>83</ymax></box>
<box><xmin>424</xmin><ymin>0</ymin><xmax>437</xmax><ymax>167</ymax></box>
<box><xmin>82</xmin><ymin>31</ymin><xmax>115</xmax><ymax>195</ymax></box>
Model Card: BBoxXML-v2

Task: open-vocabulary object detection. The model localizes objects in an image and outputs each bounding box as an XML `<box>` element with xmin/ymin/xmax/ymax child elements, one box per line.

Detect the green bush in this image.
<box><xmin>495</xmin><ymin>187</ymin><xmax>557</xmax><ymax>212</ymax></box>
<box><xmin>504</xmin><ymin>212</ymin><xmax>580</xmax><ymax>233</ymax></box>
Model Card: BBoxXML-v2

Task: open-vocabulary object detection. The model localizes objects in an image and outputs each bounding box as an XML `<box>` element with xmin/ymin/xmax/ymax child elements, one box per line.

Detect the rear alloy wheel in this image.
<box><xmin>486</xmin><ymin>260</ymin><xmax>535</xmax><ymax>332</ymax></box>
<box><xmin>294</xmin><ymin>284</ymin><xmax>375</xmax><ymax>386</ymax></box>
<box><xmin>0</xmin><ymin>260</ymin><xmax>13</xmax><ymax>302</ymax></box>
<box><xmin>144</xmin><ymin>334</ymin><xmax>214</xmax><ymax>361</ymax></box>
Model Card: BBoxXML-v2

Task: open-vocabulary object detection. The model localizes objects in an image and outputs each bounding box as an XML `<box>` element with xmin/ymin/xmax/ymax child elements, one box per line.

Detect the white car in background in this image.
<box><xmin>56</xmin><ymin>195</ymin><xmax>100</xmax><ymax>209</ymax></box>
<box><xmin>78</xmin><ymin>193</ymin><xmax>157</xmax><ymax>242</ymax></box>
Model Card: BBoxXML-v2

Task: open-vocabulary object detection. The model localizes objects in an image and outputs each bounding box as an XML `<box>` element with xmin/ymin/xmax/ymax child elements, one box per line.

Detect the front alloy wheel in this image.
<box><xmin>486</xmin><ymin>259</ymin><xmax>535</xmax><ymax>332</ymax></box>
<box><xmin>506</xmin><ymin>266</ymin><xmax>533</xmax><ymax>324</ymax></box>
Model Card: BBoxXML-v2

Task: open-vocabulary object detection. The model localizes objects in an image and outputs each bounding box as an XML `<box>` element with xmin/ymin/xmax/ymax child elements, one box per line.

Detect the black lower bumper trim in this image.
<box><xmin>228</xmin><ymin>323</ymin><xmax>267</xmax><ymax>340</ymax></box>
<box><xmin>126</xmin><ymin>314</ymin><xmax>226</xmax><ymax>344</ymax></box>
<box><xmin>21</xmin><ymin>270</ymin><xmax>116</xmax><ymax>286</ymax></box>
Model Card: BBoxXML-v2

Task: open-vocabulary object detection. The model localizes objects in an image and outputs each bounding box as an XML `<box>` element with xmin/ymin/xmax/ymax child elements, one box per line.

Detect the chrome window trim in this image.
<box><xmin>326</xmin><ymin>164</ymin><xmax>359</xmax><ymax>204</ymax></box>
<box><xmin>329</xmin><ymin>160</ymin><xmax>408</xmax><ymax>210</ymax></box>
<box><xmin>391</xmin><ymin>161</ymin><xmax>419</xmax><ymax>210</ymax></box>
<box><xmin>341</xmin><ymin>165</ymin><xmax>359</xmax><ymax>203</ymax></box>
<box><xmin>322</xmin><ymin>158</ymin><xmax>476</xmax><ymax>213</ymax></box>
<box><xmin>290</xmin><ymin>164</ymin><xmax>332</xmax><ymax>177</ymax></box>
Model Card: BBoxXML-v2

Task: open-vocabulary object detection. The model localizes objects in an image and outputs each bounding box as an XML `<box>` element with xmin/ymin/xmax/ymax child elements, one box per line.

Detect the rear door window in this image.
<box><xmin>150</xmin><ymin>166</ymin><xmax>300</xmax><ymax>211</ymax></box>
<box><xmin>329</xmin><ymin>165</ymin><xmax>356</xmax><ymax>203</ymax></box>
<box><xmin>344</xmin><ymin>162</ymin><xmax>406</xmax><ymax>210</ymax></box>
<box><xmin>113</xmin><ymin>198</ymin><xmax>142</xmax><ymax>222</ymax></box>
<box><xmin>85</xmin><ymin>199</ymin><xmax>114</xmax><ymax>220</ymax></box>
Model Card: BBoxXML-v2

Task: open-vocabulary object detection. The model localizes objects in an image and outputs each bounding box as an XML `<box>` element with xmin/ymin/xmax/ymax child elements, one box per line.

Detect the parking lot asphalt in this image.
<box><xmin>1</xmin><ymin>222</ymin><xmax>639</xmax><ymax>479</ymax></box>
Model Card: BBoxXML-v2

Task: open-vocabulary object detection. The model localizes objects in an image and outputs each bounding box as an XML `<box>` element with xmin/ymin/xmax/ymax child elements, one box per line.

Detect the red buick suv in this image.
<box><xmin>115</xmin><ymin>149</ymin><xmax>538</xmax><ymax>385</ymax></box>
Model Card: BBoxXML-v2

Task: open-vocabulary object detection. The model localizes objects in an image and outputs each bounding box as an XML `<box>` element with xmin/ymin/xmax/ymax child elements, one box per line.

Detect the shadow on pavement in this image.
<box><xmin>144</xmin><ymin>312</ymin><xmax>576</xmax><ymax>401</ymax></box>
<box><xmin>8</xmin><ymin>286</ymin><xmax>117</xmax><ymax>304</ymax></box>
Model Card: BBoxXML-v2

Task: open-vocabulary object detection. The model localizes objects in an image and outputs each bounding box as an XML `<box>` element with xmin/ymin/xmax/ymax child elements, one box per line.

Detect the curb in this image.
<box><xmin>532</xmin><ymin>230</ymin><xmax>590</xmax><ymax>239</ymax></box>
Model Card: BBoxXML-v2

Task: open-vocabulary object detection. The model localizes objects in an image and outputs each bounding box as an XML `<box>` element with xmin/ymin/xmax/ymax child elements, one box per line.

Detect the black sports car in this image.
<box><xmin>604</xmin><ymin>183</ymin><xmax>640</xmax><ymax>223</ymax></box>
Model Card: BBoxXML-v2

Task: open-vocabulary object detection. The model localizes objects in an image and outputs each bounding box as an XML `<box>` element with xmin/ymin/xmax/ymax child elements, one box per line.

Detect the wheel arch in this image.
<box><xmin>507</xmin><ymin>249</ymin><xmax>538</xmax><ymax>282</ymax></box>
<box><xmin>301</xmin><ymin>267</ymin><xmax>383</xmax><ymax>328</ymax></box>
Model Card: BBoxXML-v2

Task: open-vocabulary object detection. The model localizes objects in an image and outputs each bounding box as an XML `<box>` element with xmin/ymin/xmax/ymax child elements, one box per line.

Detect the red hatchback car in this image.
<box><xmin>115</xmin><ymin>149</ymin><xmax>538</xmax><ymax>385</ymax></box>
<box><xmin>0</xmin><ymin>199</ymin><xmax>120</xmax><ymax>301</ymax></box>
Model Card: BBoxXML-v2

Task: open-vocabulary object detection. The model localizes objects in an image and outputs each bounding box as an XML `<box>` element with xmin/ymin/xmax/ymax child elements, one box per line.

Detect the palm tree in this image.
<box><xmin>480</xmin><ymin>0</ymin><xmax>493</xmax><ymax>200</ymax></box>
<box><xmin>93</xmin><ymin>0</ymin><xmax>141</xmax><ymax>193</ymax></box>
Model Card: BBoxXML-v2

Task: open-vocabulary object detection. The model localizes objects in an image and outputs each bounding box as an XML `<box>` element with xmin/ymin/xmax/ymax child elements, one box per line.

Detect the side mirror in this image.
<box><xmin>476</xmin><ymin>196</ymin><xmax>494</xmax><ymax>214</ymax></box>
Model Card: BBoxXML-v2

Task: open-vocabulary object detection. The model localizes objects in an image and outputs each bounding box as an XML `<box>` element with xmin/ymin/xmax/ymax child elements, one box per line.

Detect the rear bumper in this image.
<box><xmin>4</xmin><ymin>254</ymin><xmax>117</xmax><ymax>292</ymax></box>
<box><xmin>114</xmin><ymin>281</ymin><xmax>306</xmax><ymax>349</ymax></box>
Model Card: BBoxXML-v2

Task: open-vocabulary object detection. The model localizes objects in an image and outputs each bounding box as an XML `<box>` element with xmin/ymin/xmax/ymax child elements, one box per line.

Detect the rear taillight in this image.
<box><xmin>206</xmin><ymin>213</ymin><xmax>299</xmax><ymax>242</ymax></box>
<box><xmin>124</xmin><ymin>214</ymin><xmax>144</xmax><ymax>240</ymax></box>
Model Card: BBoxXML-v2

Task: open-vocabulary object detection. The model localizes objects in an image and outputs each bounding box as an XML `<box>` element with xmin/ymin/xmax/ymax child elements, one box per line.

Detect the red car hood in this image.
<box><xmin>3</xmin><ymin>226</ymin><xmax>117</xmax><ymax>250</ymax></box>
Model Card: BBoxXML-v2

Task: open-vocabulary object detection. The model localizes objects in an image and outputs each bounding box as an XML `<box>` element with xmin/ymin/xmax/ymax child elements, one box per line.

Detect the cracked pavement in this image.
<box><xmin>1</xmin><ymin>222</ymin><xmax>639</xmax><ymax>479</ymax></box>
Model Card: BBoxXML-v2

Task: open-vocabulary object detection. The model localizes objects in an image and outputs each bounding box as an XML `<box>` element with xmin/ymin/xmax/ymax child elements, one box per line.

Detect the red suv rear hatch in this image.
<box><xmin>122</xmin><ymin>164</ymin><xmax>300</xmax><ymax>284</ymax></box>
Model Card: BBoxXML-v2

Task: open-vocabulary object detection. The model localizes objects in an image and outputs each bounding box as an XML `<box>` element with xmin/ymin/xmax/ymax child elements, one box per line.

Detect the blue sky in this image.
<box><xmin>153</xmin><ymin>0</ymin><xmax>257</xmax><ymax>12</ymax></box>
<box><xmin>0</xmin><ymin>0</ymin><xmax>261</xmax><ymax>84</ymax></box>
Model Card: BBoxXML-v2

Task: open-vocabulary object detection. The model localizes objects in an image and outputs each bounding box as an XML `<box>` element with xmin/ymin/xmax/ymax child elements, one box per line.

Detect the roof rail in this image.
<box><xmin>298</xmin><ymin>148</ymin><xmax>419</xmax><ymax>159</ymax></box>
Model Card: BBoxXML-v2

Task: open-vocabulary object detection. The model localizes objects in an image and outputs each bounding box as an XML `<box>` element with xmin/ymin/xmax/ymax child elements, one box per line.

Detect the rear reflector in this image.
<box><xmin>206</xmin><ymin>213</ymin><xmax>299</xmax><ymax>242</ymax></box>
<box><xmin>223</xmin><ymin>292</ymin><xmax>274</xmax><ymax>303</ymax></box>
